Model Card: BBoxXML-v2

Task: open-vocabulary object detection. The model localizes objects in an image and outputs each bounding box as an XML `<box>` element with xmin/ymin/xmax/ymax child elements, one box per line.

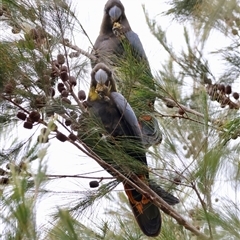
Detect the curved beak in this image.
<box><xmin>109</xmin><ymin>5</ymin><xmax>122</xmax><ymax>23</ymax></box>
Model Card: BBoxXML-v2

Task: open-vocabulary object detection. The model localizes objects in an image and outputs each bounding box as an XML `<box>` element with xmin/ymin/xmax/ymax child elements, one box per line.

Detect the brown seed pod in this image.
<box><xmin>65</xmin><ymin>119</ymin><xmax>72</xmax><ymax>126</ymax></box>
<box><xmin>60</xmin><ymin>71</ymin><xmax>68</xmax><ymax>82</ymax></box>
<box><xmin>78</xmin><ymin>90</ymin><xmax>86</xmax><ymax>101</ymax></box>
<box><xmin>56</xmin><ymin>132</ymin><xmax>68</xmax><ymax>142</ymax></box>
<box><xmin>48</xmin><ymin>87</ymin><xmax>55</xmax><ymax>97</ymax></box>
<box><xmin>232</xmin><ymin>92</ymin><xmax>239</xmax><ymax>100</ymax></box>
<box><xmin>14</xmin><ymin>98</ymin><xmax>23</xmax><ymax>104</ymax></box>
<box><xmin>231</xmin><ymin>133</ymin><xmax>238</xmax><ymax>140</ymax></box>
<box><xmin>23</xmin><ymin>121</ymin><xmax>33</xmax><ymax>129</ymax></box>
<box><xmin>50</xmin><ymin>68</ymin><xmax>59</xmax><ymax>78</ymax></box>
<box><xmin>4</xmin><ymin>83</ymin><xmax>14</xmax><ymax>94</ymax></box>
<box><xmin>0</xmin><ymin>177</ymin><xmax>9</xmax><ymax>185</ymax></box>
<box><xmin>69</xmin><ymin>111</ymin><xmax>78</xmax><ymax>119</ymax></box>
<box><xmin>69</xmin><ymin>76</ymin><xmax>77</xmax><ymax>86</ymax></box>
<box><xmin>61</xmin><ymin>90</ymin><xmax>69</xmax><ymax>98</ymax></box>
<box><xmin>89</xmin><ymin>180</ymin><xmax>99</xmax><ymax>188</ymax></box>
<box><xmin>217</xmin><ymin>84</ymin><xmax>225</xmax><ymax>92</ymax></box>
<box><xmin>36</xmin><ymin>27</ymin><xmax>46</xmax><ymax>39</ymax></box>
<box><xmin>17</xmin><ymin>112</ymin><xmax>27</xmax><ymax>121</ymax></box>
<box><xmin>36</xmin><ymin>79</ymin><xmax>42</xmax><ymax>89</ymax></box>
<box><xmin>166</xmin><ymin>100</ymin><xmax>175</xmax><ymax>108</ymax></box>
<box><xmin>68</xmin><ymin>133</ymin><xmax>77</xmax><ymax>141</ymax></box>
<box><xmin>12</xmin><ymin>27</ymin><xmax>21</xmax><ymax>34</ymax></box>
<box><xmin>178</xmin><ymin>108</ymin><xmax>185</xmax><ymax>115</ymax></box>
<box><xmin>57</xmin><ymin>54</ymin><xmax>65</xmax><ymax>65</ymax></box>
<box><xmin>61</xmin><ymin>65</ymin><xmax>68</xmax><ymax>72</ymax></box>
<box><xmin>35</xmin><ymin>95</ymin><xmax>46</xmax><ymax>108</ymax></box>
<box><xmin>173</xmin><ymin>177</ymin><xmax>181</xmax><ymax>185</ymax></box>
<box><xmin>57</xmin><ymin>83</ymin><xmax>65</xmax><ymax>93</ymax></box>
<box><xmin>62</xmin><ymin>97</ymin><xmax>71</xmax><ymax>105</ymax></box>
<box><xmin>225</xmin><ymin>85</ymin><xmax>232</xmax><ymax>94</ymax></box>
<box><xmin>232</xmin><ymin>29</ymin><xmax>238</xmax><ymax>35</ymax></box>
<box><xmin>29</xmin><ymin>28</ymin><xmax>39</xmax><ymax>40</ymax></box>
<box><xmin>29</xmin><ymin>111</ymin><xmax>40</xmax><ymax>122</ymax></box>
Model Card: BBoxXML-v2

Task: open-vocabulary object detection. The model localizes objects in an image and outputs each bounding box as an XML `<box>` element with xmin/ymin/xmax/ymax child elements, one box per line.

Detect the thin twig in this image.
<box><xmin>45</xmin><ymin>174</ymin><xmax>114</xmax><ymax>180</ymax></box>
<box><xmin>162</xmin><ymin>97</ymin><xmax>206</xmax><ymax>119</ymax></box>
<box><xmin>1</xmin><ymin>95</ymin><xmax>30</xmax><ymax>114</ymax></box>
<box><xmin>77</xmin><ymin>21</ymin><xmax>95</xmax><ymax>48</ymax></box>
<box><xmin>155</xmin><ymin>112</ymin><xmax>224</xmax><ymax>132</ymax></box>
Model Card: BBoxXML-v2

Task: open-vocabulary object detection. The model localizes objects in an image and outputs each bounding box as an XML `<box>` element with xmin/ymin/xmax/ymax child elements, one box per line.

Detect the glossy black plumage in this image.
<box><xmin>87</xmin><ymin>63</ymin><xmax>161</xmax><ymax>236</ymax></box>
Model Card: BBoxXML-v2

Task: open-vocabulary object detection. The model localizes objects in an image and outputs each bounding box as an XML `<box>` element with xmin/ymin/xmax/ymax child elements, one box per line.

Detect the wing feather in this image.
<box><xmin>110</xmin><ymin>91</ymin><xmax>142</xmax><ymax>138</ymax></box>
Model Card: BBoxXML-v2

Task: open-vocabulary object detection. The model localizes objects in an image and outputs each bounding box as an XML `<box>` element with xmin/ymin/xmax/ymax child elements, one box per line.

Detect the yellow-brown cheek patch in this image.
<box><xmin>88</xmin><ymin>87</ymin><xmax>99</xmax><ymax>101</ymax></box>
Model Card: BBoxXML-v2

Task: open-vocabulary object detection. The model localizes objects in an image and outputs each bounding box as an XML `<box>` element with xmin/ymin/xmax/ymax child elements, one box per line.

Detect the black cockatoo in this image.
<box><xmin>87</xmin><ymin>62</ymin><xmax>161</xmax><ymax>236</ymax></box>
<box><xmin>85</xmin><ymin>63</ymin><xmax>179</xmax><ymax>237</ymax></box>
<box><xmin>91</xmin><ymin>0</ymin><xmax>162</xmax><ymax>147</ymax></box>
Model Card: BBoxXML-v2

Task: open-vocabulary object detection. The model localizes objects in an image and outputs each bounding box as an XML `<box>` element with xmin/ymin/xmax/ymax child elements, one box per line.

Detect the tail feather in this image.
<box><xmin>149</xmin><ymin>180</ymin><xmax>180</xmax><ymax>205</ymax></box>
<box><xmin>124</xmin><ymin>183</ymin><xmax>161</xmax><ymax>237</ymax></box>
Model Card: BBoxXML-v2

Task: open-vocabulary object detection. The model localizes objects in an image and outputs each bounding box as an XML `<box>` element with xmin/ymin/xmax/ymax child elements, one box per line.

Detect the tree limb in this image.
<box><xmin>60</xmin><ymin>39</ymin><xmax>97</xmax><ymax>62</ymax></box>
